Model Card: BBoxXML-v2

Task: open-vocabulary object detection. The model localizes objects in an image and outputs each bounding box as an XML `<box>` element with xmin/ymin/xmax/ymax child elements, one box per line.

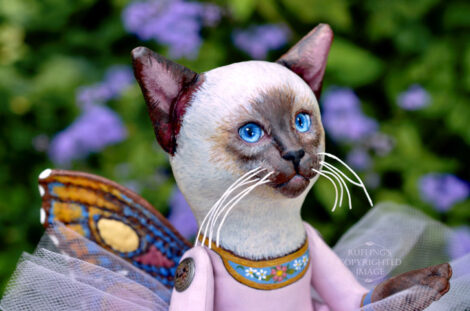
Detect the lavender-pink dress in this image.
<box><xmin>170</xmin><ymin>222</ymin><xmax>367</xmax><ymax>311</ymax></box>
<box><xmin>2</xmin><ymin>203</ymin><xmax>470</xmax><ymax>310</ymax></box>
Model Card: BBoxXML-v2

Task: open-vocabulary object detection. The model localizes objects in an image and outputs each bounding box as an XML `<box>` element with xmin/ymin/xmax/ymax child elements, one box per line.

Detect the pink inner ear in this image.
<box><xmin>132</xmin><ymin>47</ymin><xmax>200</xmax><ymax>155</ymax></box>
<box><xmin>277</xmin><ymin>24</ymin><xmax>334</xmax><ymax>99</ymax></box>
<box><xmin>170</xmin><ymin>75</ymin><xmax>205</xmax><ymax>147</ymax></box>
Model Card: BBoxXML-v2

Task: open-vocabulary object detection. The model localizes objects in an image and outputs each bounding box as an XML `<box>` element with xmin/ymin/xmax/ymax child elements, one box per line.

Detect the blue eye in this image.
<box><xmin>295</xmin><ymin>113</ymin><xmax>311</xmax><ymax>133</ymax></box>
<box><xmin>238</xmin><ymin>123</ymin><xmax>264</xmax><ymax>143</ymax></box>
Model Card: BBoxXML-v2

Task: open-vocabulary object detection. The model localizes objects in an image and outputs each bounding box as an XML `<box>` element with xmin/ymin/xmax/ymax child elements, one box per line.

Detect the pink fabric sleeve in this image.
<box><xmin>305</xmin><ymin>222</ymin><xmax>368</xmax><ymax>311</ymax></box>
<box><xmin>169</xmin><ymin>246</ymin><xmax>214</xmax><ymax>311</ymax></box>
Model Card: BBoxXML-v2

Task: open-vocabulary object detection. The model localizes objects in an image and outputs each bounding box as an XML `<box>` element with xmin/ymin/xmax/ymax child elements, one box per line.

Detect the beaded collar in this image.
<box><xmin>201</xmin><ymin>238</ymin><xmax>310</xmax><ymax>290</ymax></box>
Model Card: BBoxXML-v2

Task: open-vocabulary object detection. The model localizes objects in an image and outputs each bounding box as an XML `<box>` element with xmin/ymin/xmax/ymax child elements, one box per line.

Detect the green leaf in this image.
<box><xmin>327</xmin><ymin>38</ymin><xmax>384</xmax><ymax>87</ymax></box>
<box><xmin>365</xmin><ymin>0</ymin><xmax>439</xmax><ymax>40</ymax></box>
<box><xmin>181</xmin><ymin>40</ymin><xmax>226</xmax><ymax>73</ymax></box>
<box><xmin>443</xmin><ymin>2</ymin><xmax>470</xmax><ymax>29</ymax></box>
<box><xmin>447</xmin><ymin>99</ymin><xmax>470</xmax><ymax>144</ymax></box>
<box><xmin>32</xmin><ymin>56</ymin><xmax>92</xmax><ymax>95</ymax></box>
<box><xmin>257</xmin><ymin>0</ymin><xmax>283</xmax><ymax>21</ymax></box>
<box><xmin>280</xmin><ymin>0</ymin><xmax>351</xmax><ymax>30</ymax></box>
<box><xmin>228</xmin><ymin>0</ymin><xmax>258</xmax><ymax>22</ymax></box>
<box><xmin>463</xmin><ymin>45</ymin><xmax>470</xmax><ymax>92</ymax></box>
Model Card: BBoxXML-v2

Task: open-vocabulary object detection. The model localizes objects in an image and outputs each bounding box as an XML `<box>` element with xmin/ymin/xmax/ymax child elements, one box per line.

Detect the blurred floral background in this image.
<box><xmin>1</xmin><ymin>0</ymin><xmax>469</xmax><ymax>293</ymax></box>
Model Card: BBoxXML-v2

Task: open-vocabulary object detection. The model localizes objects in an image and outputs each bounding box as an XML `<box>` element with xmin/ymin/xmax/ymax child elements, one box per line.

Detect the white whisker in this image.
<box><xmin>215</xmin><ymin>172</ymin><xmax>274</xmax><ymax>247</ymax></box>
<box><xmin>321</xmin><ymin>162</ymin><xmax>362</xmax><ymax>187</ymax></box>
<box><xmin>195</xmin><ymin>166</ymin><xmax>264</xmax><ymax>247</ymax></box>
<box><xmin>312</xmin><ymin>168</ymin><xmax>339</xmax><ymax>212</ymax></box>
<box><xmin>208</xmin><ymin>178</ymin><xmax>261</xmax><ymax>247</ymax></box>
<box><xmin>205</xmin><ymin>176</ymin><xmax>260</xmax><ymax>247</ymax></box>
<box><xmin>322</xmin><ymin>166</ymin><xmax>352</xmax><ymax>210</ymax></box>
<box><xmin>198</xmin><ymin>168</ymin><xmax>263</xmax><ymax>248</ymax></box>
<box><xmin>320</xmin><ymin>169</ymin><xmax>344</xmax><ymax>207</ymax></box>
<box><xmin>209</xmin><ymin>177</ymin><xmax>260</xmax><ymax>230</ymax></box>
<box><xmin>318</xmin><ymin>152</ymin><xmax>373</xmax><ymax>207</ymax></box>
<box><xmin>214</xmin><ymin>175</ymin><xmax>273</xmax><ymax>247</ymax></box>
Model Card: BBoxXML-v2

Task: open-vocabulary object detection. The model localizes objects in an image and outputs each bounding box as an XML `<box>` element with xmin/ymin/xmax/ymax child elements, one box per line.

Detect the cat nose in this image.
<box><xmin>282</xmin><ymin>149</ymin><xmax>305</xmax><ymax>170</ymax></box>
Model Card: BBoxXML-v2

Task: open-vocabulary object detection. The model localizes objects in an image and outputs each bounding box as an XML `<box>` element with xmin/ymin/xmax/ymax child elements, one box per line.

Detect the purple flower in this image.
<box><xmin>103</xmin><ymin>65</ymin><xmax>134</xmax><ymax>96</ymax></box>
<box><xmin>321</xmin><ymin>88</ymin><xmax>361</xmax><ymax>114</ymax></box>
<box><xmin>323</xmin><ymin>114</ymin><xmax>378</xmax><ymax>143</ymax></box>
<box><xmin>346</xmin><ymin>148</ymin><xmax>371</xmax><ymax>171</ymax></box>
<box><xmin>367</xmin><ymin>133</ymin><xmax>395</xmax><ymax>156</ymax></box>
<box><xmin>76</xmin><ymin>66</ymin><xmax>133</xmax><ymax>108</ymax></box>
<box><xmin>321</xmin><ymin>88</ymin><xmax>378</xmax><ymax>143</ymax></box>
<box><xmin>397</xmin><ymin>84</ymin><xmax>431</xmax><ymax>110</ymax></box>
<box><xmin>233</xmin><ymin>24</ymin><xmax>290</xmax><ymax>59</ymax></box>
<box><xmin>123</xmin><ymin>0</ymin><xmax>220</xmax><ymax>59</ymax></box>
<box><xmin>168</xmin><ymin>187</ymin><xmax>198</xmax><ymax>239</ymax></box>
<box><xmin>48</xmin><ymin>106</ymin><xmax>127</xmax><ymax>166</ymax></box>
<box><xmin>419</xmin><ymin>173</ymin><xmax>469</xmax><ymax>212</ymax></box>
<box><xmin>76</xmin><ymin>84</ymin><xmax>112</xmax><ymax>108</ymax></box>
<box><xmin>201</xmin><ymin>4</ymin><xmax>221</xmax><ymax>26</ymax></box>
<box><xmin>448</xmin><ymin>227</ymin><xmax>470</xmax><ymax>260</ymax></box>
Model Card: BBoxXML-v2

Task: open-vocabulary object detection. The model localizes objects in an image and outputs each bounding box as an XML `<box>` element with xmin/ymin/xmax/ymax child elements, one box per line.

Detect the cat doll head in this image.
<box><xmin>132</xmin><ymin>24</ymin><xmax>334</xmax><ymax>259</ymax></box>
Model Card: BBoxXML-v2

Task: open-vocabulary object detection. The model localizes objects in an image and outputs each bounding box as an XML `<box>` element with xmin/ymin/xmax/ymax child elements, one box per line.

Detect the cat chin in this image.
<box><xmin>273</xmin><ymin>174</ymin><xmax>311</xmax><ymax>198</ymax></box>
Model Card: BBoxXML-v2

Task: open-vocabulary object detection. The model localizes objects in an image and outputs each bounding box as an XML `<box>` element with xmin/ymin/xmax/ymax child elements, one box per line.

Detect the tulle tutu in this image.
<box><xmin>1</xmin><ymin>202</ymin><xmax>469</xmax><ymax>310</ymax></box>
<box><xmin>0</xmin><ymin>224</ymin><xmax>170</xmax><ymax>311</ymax></box>
<box><xmin>335</xmin><ymin>202</ymin><xmax>470</xmax><ymax>310</ymax></box>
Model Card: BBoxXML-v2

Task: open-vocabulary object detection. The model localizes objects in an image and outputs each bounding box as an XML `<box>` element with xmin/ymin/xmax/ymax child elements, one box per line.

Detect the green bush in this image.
<box><xmin>0</xmin><ymin>0</ymin><xmax>469</xmax><ymax>294</ymax></box>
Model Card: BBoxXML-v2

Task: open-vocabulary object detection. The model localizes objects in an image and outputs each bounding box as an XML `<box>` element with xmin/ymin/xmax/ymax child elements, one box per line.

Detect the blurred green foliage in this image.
<box><xmin>0</xmin><ymin>0</ymin><xmax>469</xmax><ymax>294</ymax></box>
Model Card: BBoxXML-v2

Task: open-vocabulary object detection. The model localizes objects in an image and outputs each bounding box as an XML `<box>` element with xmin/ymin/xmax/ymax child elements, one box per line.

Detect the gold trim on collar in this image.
<box><xmin>200</xmin><ymin>237</ymin><xmax>310</xmax><ymax>290</ymax></box>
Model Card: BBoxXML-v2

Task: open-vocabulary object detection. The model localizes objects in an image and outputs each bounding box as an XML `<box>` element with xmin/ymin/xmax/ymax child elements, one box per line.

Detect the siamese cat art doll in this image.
<box><xmin>130</xmin><ymin>24</ymin><xmax>452</xmax><ymax>310</ymax></box>
<box><xmin>2</xmin><ymin>24</ymin><xmax>466</xmax><ymax>311</ymax></box>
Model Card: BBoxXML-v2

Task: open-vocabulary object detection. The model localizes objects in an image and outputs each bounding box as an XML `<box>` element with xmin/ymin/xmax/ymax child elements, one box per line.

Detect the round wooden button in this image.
<box><xmin>174</xmin><ymin>257</ymin><xmax>195</xmax><ymax>292</ymax></box>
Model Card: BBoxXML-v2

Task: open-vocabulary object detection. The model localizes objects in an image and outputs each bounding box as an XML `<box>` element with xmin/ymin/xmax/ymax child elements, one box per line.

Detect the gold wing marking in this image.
<box><xmin>52</xmin><ymin>185</ymin><xmax>120</xmax><ymax>212</ymax></box>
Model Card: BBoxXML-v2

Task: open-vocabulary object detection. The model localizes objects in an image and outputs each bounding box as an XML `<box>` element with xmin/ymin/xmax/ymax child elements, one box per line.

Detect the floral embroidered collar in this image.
<box><xmin>201</xmin><ymin>238</ymin><xmax>310</xmax><ymax>290</ymax></box>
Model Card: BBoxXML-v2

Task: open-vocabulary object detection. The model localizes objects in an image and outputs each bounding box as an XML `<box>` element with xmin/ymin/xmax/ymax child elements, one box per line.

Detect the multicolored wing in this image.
<box><xmin>38</xmin><ymin>168</ymin><xmax>192</xmax><ymax>288</ymax></box>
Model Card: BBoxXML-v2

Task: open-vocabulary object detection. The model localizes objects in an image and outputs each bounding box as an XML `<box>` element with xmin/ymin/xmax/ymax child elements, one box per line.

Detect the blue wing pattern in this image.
<box><xmin>38</xmin><ymin>169</ymin><xmax>192</xmax><ymax>288</ymax></box>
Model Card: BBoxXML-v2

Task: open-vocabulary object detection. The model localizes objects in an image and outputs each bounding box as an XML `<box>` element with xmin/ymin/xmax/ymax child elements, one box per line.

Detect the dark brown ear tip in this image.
<box><xmin>131</xmin><ymin>46</ymin><xmax>151</xmax><ymax>60</ymax></box>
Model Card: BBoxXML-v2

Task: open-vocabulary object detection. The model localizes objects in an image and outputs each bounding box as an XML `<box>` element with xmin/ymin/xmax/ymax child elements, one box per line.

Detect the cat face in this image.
<box><xmin>194</xmin><ymin>62</ymin><xmax>325</xmax><ymax>198</ymax></box>
<box><xmin>132</xmin><ymin>24</ymin><xmax>333</xmax><ymax>202</ymax></box>
<box><xmin>221</xmin><ymin>87</ymin><xmax>324</xmax><ymax>197</ymax></box>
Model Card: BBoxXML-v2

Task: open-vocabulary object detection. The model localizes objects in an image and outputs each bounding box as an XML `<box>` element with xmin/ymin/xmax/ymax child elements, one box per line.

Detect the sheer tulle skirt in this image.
<box><xmin>1</xmin><ymin>202</ymin><xmax>469</xmax><ymax>310</ymax></box>
<box><xmin>334</xmin><ymin>202</ymin><xmax>470</xmax><ymax>310</ymax></box>
<box><xmin>0</xmin><ymin>224</ymin><xmax>170</xmax><ymax>311</ymax></box>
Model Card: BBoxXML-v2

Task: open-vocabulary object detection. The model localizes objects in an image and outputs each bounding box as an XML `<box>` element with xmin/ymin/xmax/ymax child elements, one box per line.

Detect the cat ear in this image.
<box><xmin>132</xmin><ymin>47</ymin><xmax>200</xmax><ymax>155</ymax></box>
<box><xmin>276</xmin><ymin>24</ymin><xmax>333</xmax><ymax>99</ymax></box>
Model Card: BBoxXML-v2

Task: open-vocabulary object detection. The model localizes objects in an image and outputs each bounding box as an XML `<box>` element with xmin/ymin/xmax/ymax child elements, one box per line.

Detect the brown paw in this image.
<box><xmin>417</xmin><ymin>263</ymin><xmax>452</xmax><ymax>299</ymax></box>
<box><xmin>371</xmin><ymin>263</ymin><xmax>452</xmax><ymax>311</ymax></box>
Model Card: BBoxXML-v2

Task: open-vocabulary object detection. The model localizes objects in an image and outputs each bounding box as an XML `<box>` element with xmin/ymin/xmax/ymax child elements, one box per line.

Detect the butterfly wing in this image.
<box><xmin>38</xmin><ymin>168</ymin><xmax>192</xmax><ymax>288</ymax></box>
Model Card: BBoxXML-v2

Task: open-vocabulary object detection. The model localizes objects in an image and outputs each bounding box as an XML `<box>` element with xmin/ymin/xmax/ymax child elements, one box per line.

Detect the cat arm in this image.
<box><xmin>305</xmin><ymin>222</ymin><xmax>452</xmax><ymax>311</ymax></box>
<box><xmin>169</xmin><ymin>247</ymin><xmax>214</xmax><ymax>311</ymax></box>
<box><xmin>304</xmin><ymin>223</ymin><xmax>368</xmax><ymax>311</ymax></box>
<box><xmin>363</xmin><ymin>262</ymin><xmax>451</xmax><ymax>310</ymax></box>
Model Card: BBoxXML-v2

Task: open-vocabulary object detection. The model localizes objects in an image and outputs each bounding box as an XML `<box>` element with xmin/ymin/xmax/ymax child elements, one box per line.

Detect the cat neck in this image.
<box><xmin>193</xmin><ymin>191</ymin><xmax>307</xmax><ymax>260</ymax></box>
